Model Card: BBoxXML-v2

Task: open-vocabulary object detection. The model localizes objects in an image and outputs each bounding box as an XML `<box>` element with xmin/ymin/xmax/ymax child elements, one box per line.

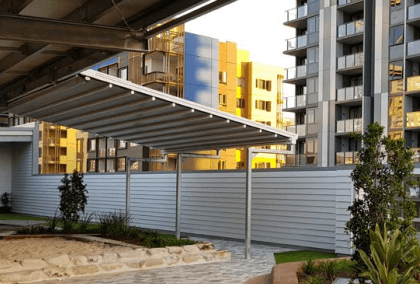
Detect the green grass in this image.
<box><xmin>0</xmin><ymin>213</ymin><xmax>46</xmax><ymax>221</ymax></box>
<box><xmin>274</xmin><ymin>250</ymin><xmax>338</xmax><ymax>264</ymax></box>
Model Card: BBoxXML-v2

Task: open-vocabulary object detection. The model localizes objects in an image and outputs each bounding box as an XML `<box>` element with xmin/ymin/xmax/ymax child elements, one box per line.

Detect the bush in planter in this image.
<box><xmin>1</xmin><ymin>192</ymin><xmax>11</xmax><ymax>213</ymax></box>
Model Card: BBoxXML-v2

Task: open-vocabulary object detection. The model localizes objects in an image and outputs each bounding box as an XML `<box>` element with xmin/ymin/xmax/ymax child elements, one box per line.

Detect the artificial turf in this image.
<box><xmin>274</xmin><ymin>250</ymin><xmax>338</xmax><ymax>264</ymax></box>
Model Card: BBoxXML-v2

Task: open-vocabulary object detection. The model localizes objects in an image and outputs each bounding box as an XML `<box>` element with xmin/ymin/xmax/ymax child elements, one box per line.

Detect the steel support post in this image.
<box><xmin>245</xmin><ymin>148</ymin><xmax>252</xmax><ymax>259</ymax></box>
<box><xmin>176</xmin><ymin>154</ymin><xmax>182</xmax><ymax>239</ymax></box>
<box><xmin>126</xmin><ymin>157</ymin><xmax>131</xmax><ymax>219</ymax></box>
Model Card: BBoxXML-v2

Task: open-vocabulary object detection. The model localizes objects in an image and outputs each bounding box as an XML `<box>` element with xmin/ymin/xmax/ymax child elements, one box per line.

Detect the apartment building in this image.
<box><xmin>282</xmin><ymin>0</ymin><xmax>410</xmax><ymax>167</ymax></box>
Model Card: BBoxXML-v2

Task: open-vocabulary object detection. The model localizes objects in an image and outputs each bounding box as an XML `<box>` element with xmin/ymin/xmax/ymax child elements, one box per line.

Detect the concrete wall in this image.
<box><xmin>9</xmin><ymin>143</ymin><xmax>353</xmax><ymax>254</ymax></box>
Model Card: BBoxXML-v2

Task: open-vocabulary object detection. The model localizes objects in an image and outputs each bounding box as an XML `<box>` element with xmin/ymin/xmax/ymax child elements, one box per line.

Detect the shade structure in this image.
<box><xmin>6</xmin><ymin>70</ymin><xmax>297</xmax><ymax>153</ymax></box>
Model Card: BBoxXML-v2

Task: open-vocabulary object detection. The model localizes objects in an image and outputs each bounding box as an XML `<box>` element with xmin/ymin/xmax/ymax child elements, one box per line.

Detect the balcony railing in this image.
<box><xmin>337</xmin><ymin>52</ymin><xmax>364</xmax><ymax>70</ymax></box>
<box><xmin>407</xmin><ymin>76</ymin><xmax>420</xmax><ymax>93</ymax></box>
<box><xmin>286</xmin><ymin>154</ymin><xmax>317</xmax><ymax>166</ymax></box>
<box><xmin>336</xmin><ymin>151</ymin><xmax>359</xmax><ymax>165</ymax></box>
<box><xmin>406</xmin><ymin>111</ymin><xmax>420</xmax><ymax>128</ymax></box>
<box><xmin>286</xmin><ymin>65</ymin><xmax>307</xmax><ymax>80</ymax></box>
<box><xmin>286</xmin><ymin>125</ymin><xmax>296</xmax><ymax>134</ymax></box>
<box><xmin>408</xmin><ymin>3</ymin><xmax>420</xmax><ymax>21</ymax></box>
<box><xmin>337</xmin><ymin>118</ymin><xmax>362</xmax><ymax>133</ymax></box>
<box><xmin>286</xmin><ymin>5</ymin><xmax>308</xmax><ymax>22</ymax></box>
<box><xmin>140</xmin><ymin>71</ymin><xmax>180</xmax><ymax>85</ymax></box>
<box><xmin>336</xmin><ymin>86</ymin><xmax>363</xmax><ymax>101</ymax></box>
<box><xmin>284</xmin><ymin>93</ymin><xmax>318</xmax><ymax>109</ymax></box>
<box><xmin>286</xmin><ymin>125</ymin><xmax>306</xmax><ymax>136</ymax></box>
<box><xmin>338</xmin><ymin>19</ymin><xmax>364</xmax><ymax>38</ymax></box>
<box><xmin>338</xmin><ymin>0</ymin><xmax>363</xmax><ymax>6</ymax></box>
<box><xmin>286</xmin><ymin>35</ymin><xmax>308</xmax><ymax>51</ymax></box>
<box><xmin>389</xmin><ymin>79</ymin><xmax>404</xmax><ymax>94</ymax></box>
<box><xmin>407</xmin><ymin>40</ymin><xmax>420</xmax><ymax>57</ymax></box>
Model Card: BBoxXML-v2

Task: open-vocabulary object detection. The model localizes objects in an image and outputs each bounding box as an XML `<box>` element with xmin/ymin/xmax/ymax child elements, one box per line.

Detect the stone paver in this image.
<box><xmin>36</xmin><ymin>237</ymin><xmax>294</xmax><ymax>284</ymax></box>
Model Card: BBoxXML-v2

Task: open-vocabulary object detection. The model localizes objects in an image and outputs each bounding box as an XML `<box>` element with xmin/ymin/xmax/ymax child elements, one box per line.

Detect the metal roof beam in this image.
<box><xmin>0</xmin><ymin>0</ymin><xmax>35</xmax><ymax>14</ymax></box>
<box><xmin>0</xmin><ymin>14</ymin><xmax>148</xmax><ymax>52</ymax></box>
<box><xmin>64</xmin><ymin>0</ymin><xmax>125</xmax><ymax>23</ymax></box>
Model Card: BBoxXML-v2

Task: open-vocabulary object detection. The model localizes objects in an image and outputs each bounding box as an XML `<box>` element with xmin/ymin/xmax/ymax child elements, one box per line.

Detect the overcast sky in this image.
<box><xmin>185</xmin><ymin>0</ymin><xmax>295</xmax><ymax>68</ymax></box>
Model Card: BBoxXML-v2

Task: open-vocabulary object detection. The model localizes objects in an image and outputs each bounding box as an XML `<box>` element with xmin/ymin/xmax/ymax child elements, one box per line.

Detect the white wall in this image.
<box><xmin>0</xmin><ymin>143</ymin><xmax>12</xmax><ymax>197</ymax></box>
<box><xmin>10</xmin><ymin>143</ymin><xmax>353</xmax><ymax>254</ymax></box>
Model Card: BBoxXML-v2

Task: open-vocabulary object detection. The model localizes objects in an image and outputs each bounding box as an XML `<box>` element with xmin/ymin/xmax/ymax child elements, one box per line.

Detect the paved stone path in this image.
<box><xmin>37</xmin><ymin>237</ymin><xmax>294</xmax><ymax>284</ymax></box>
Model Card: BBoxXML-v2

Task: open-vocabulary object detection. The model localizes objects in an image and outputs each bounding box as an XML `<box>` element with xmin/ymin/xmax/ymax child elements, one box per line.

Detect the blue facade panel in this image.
<box><xmin>184</xmin><ymin>32</ymin><xmax>219</xmax><ymax>109</ymax></box>
<box><xmin>91</xmin><ymin>57</ymin><xmax>119</xmax><ymax>71</ymax></box>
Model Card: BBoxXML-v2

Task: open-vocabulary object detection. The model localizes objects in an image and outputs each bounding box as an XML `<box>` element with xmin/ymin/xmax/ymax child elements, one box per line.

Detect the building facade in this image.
<box><xmin>282</xmin><ymin>0</ymin><xmax>406</xmax><ymax>167</ymax></box>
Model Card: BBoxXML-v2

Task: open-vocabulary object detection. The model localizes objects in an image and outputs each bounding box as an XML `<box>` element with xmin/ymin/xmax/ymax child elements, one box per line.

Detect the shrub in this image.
<box><xmin>316</xmin><ymin>261</ymin><xmax>336</xmax><ymax>280</ymax></box>
<box><xmin>1</xmin><ymin>192</ymin><xmax>10</xmax><ymax>207</ymax></box>
<box><xmin>359</xmin><ymin>224</ymin><xmax>420</xmax><ymax>284</ymax></box>
<box><xmin>45</xmin><ymin>210</ymin><xmax>60</xmax><ymax>232</ymax></box>
<box><xmin>61</xmin><ymin>218</ymin><xmax>75</xmax><ymax>233</ymax></box>
<box><xmin>345</xmin><ymin>122</ymin><xmax>418</xmax><ymax>270</ymax></box>
<box><xmin>97</xmin><ymin>211</ymin><xmax>130</xmax><ymax>235</ymax></box>
<box><xmin>78</xmin><ymin>213</ymin><xmax>94</xmax><ymax>233</ymax></box>
<box><xmin>58</xmin><ymin>170</ymin><xmax>88</xmax><ymax>222</ymax></box>
<box><xmin>302</xmin><ymin>259</ymin><xmax>317</xmax><ymax>276</ymax></box>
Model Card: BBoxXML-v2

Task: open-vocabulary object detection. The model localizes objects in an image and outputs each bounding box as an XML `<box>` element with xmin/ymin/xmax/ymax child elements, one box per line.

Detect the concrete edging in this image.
<box><xmin>0</xmin><ymin>235</ymin><xmax>231</xmax><ymax>284</ymax></box>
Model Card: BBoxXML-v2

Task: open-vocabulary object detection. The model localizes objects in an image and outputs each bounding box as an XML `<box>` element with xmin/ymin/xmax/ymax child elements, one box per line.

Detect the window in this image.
<box><xmin>99</xmin><ymin>63</ymin><xmax>118</xmax><ymax>77</ymax></box>
<box><xmin>107</xmin><ymin>138</ymin><xmax>116</xmax><ymax>157</ymax></box>
<box><xmin>255</xmin><ymin>100</ymin><xmax>272</xmax><ymax>112</ymax></box>
<box><xmin>60</xmin><ymin>147</ymin><xmax>67</xmax><ymax>156</ymax></box>
<box><xmin>389</xmin><ymin>96</ymin><xmax>403</xmax><ymax>129</ymax></box>
<box><xmin>39</xmin><ymin>131</ymin><xmax>42</xmax><ymax>140</ymax></box>
<box><xmin>130</xmin><ymin>161</ymin><xmax>140</xmax><ymax>170</ymax></box>
<box><xmin>98</xmin><ymin>138</ymin><xmax>106</xmax><ymax>157</ymax></box>
<box><xmin>255</xmin><ymin>79</ymin><xmax>272</xmax><ymax>91</ymax></box>
<box><xmin>307</xmin><ymin>77</ymin><xmax>318</xmax><ymax>94</ymax></box>
<box><xmin>306</xmin><ymin>138</ymin><xmax>318</xmax><ymax>154</ymax></box>
<box><xmin>219</xmin><ymin>71</ymin><xmax>227</xmax><ymax>84</ymax></box>
<box><xmin>88</xmin><ymin>159</ymin><xmax>96</xmax><ymax>172</ymax></box>
<box><xmin>390</xmin><ymin>0</ymin><xmax>403</xmax><ymax>11</ymax></box>
<box><xmin>219</xmin><ymin>94</ymin><xmax>227</xmax><ymax>106</ymax></box>
<box><xmin>119</xmin><ymin>67</ymin><xmax>128</xmax><ymax>80</ymax></box>
<box><xmin>237</xmin><ymin>98</ymin><xmax>245</xmax><ymax>109</ymax></box>
<box><xmin>218</xmin><ymin>160</ymin><xmax>226</xmax><ymax>170</ymax></box>
<box><xmin>117</xmin><ymin>157</ymin><xmax>126</xmax><ymax>171</ymax></box>
<box><xmin>129</xmin><ymin>142</ymin><xmax>137</xmax><ymax>148</ymax></box>
<box><xmin>60</xmin><ymin>130</ymin><xmax>67</xmax><ymax>138</ymax></box>
<box><xmin>88</xmin><ymin>138</ymin><xmax>96</xmax><ymax>152</ymax></box>
<box><xmin>236</xmin><ymin>162</ymin><xmax>245</xmax><ymax>169</ymax></box>
<box><xmin>236</xmin><ymin>77</ymin><xmax>246</xmax><ymax>87</ymax></box>
<box><xmin>39</xmin><ymin>148</ymin><xmax>42</xmax><ymax>158</ymax></box>
<box><xmin>350</xmin><ymin>107</ymin><xmax>362</xmax><ymax>119</ymax></box>
<box><xmin>307</xmin><ymin>109</ymin><xmax>315</xmax><ymax>124</ymax></box>
<box><xmin>107</xmin><ymin>158</ymin><xmax>116</xmax><ymax>173</ymax></box>
<box><xmin>117</xmin><ymin>140</ymin><xmax>127</xmax><ymax>149</ymax></box>
<box><xmin>308</xmin><ymin>16</ymin><xmax>320</xmax><ymax>34</ymax></box>
<box><xmin>389</xmin><ymin>26</ymin><xmax>404</xmax><ymax>46</ymax></box>
<box><xmin>256</xmin><ymin>120</ymin><xmax>272</xmax><ymax>126</ymax></box>
<box><xmin>307</xmin><ymin>47</ymin><xmax>319</xmax><ymax>64</ymax></box>
<box><xmin>389</xmin><ymin>61</ymin><xmax>403</xmax><ymax>80</ymax></box>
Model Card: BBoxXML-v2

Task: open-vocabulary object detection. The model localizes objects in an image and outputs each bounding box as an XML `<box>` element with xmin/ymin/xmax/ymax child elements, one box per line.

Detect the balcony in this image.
<box><xmin>285</xmin><ymin>35</ymin><xmax>308</xmax><ymax>56</ymax></box>
<box><xmin>407</xmin><ymin>40</ymin><xmax>420</xmax><ymax>60</ymax></box>
<box><xmin>337</xmin><ymin>19</ymin><xmax>364</xmax><ymax>44</ymax></box>
<box><xmin>336</xmin><ymin>151</ymin><xmax>359</xmax><ymax>165</ymax></box>
<box><xmin>406</xmin><ymin>111</ymin><xmax>420</xmax><ymax>128</ymax></box>
<box><xmin>337</xmin><ymin>0</ymin><xmax>364</xmax><ymax>13</ymax></box>
<box><xmin>336</xmin><ymin>118</ymin><xmax>362</xmax><ymax>134</ymax></box>
<box><xmin>285</xmin><ymin>65</ymin><xmax>310</xmax><ymax>85</ymax></box>
<box><xmin>337</xmin><ymin>52</ymin><xmax>364</xmax><ymax>75</ymax></box>
<box><xmin>408</xmin><ymin>3</ymin><xmax>420</xmax><ymax>27</ymax></box>
<box><xmin>286</xmin><ymin>125</ymin><xmax>307</xmax><ymax>137</ymax></box>
<box><xmin>284</xmin><ymin>5</ymin><xmax>308</xmax><ymax>28</ymax></box>
<box><xmin>389</xmin><ymin>79</ymin><xmax>404</xmax><ymax>95</ymax></box>
<box><xmin>283</xmin><ymin>93</ymin><xmax>318</xmax><ymax>113</ymax></box>
<box><xmin>336</xmin><ymin>86</ymin><xmax>363</xmax><ymax>104</ymax></box>
<box><xmin>286</xmin><ymin>154</ymin><xmax>317</xmax><ymax>167</ymax></box>
<box><xmin>407</xmin><ymin>76</ymin><xmax>420</xmax><ymax>94</ymax></box>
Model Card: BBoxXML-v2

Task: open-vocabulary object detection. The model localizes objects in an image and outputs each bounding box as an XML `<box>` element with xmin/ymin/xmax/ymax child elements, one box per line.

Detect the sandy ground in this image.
<box><xmin>0</xmin><ymin>237</ymin><xmax>133</xmax><ymax>261</ymax></box>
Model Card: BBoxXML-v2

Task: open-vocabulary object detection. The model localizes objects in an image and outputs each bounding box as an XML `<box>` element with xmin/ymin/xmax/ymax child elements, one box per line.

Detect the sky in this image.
<box><xmin>185</xmin><ymin>0</ymin><xmax>296</xmax><ymax>69</ymax></box>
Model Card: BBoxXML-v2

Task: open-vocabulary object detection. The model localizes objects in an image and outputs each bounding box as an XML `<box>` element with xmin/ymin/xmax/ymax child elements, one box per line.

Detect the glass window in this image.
<box><xmin>219</xmin><ymin>71</ymin><xmax>227</xmax><ymax>84</ymax></box>
<box><xmin>117</xmin><ymin>157</ymin><xmax>126</xmax><ymax>171</ymax></box>
<box><xmin>107</xmin><ymin>138</ymin><xmax>116</xmax><ymax>157</ymax></box>
<box><xmin>98</xmin><ymin>138</ymin><xmax>106</xmax><ymax>157</ymax></box>
<box><xmin>98</xmin><ymin>159</ymin><xmax>106</xmax><ymax>173</ymax></box>
<box><xmin>88</xmin><ymin>159</ymin><xmax>96</xmax><ymax>172</ymax></box>
<box><xmin>390</xmin><ymin>0</ymin><xmax>403</xmax><ymax>11</ymax></box>
<box><xmin>307</xmin><ymin>47</ymin><xmax>319</xmax><ymax>64</ymax></box>
<box><xmin>308</xmin><ymin>16</ymin><xmax>319</xmax><ymax>34</ymax></box>
<box><xmin>389</xmin><ymin>26</ymin><xmax>404</xmax><ymax>46</ymax></box>
<box><xmin>119</xmin><ymin>67</ymin><xmax>128</xmax><ymax>80</ymax></box>
<box><xmin>307</xmin><ymin>77</ymin><xmax>318</xmax><ymax>94</ymax></box>
<box><xmin>107</xmin><ymin>158</ymin><xmax>116</xmax><ymax>173</ymax></box>
<box><xmin>389</xmin><ymin>61</ymin><xmax>403</xmax><ymax>80</ymax></box>
<box><xmin>118</xmin><ymin>140</ymin><xmax>127</xmax><ymax>149</ymax></box>
<box><xmin>88</xmin><ymin>138</ymin><xmax>96</xmax><ymax>152</ymax></box>
<box><xmin>307</xmin><ymin>109</ymin><xmax>315</xmax><ymax>124</ymax></box>
<box><xmin>389</xmin><ymin>96</ymin><xmax>403</xmax><ymax>129</ymax></box>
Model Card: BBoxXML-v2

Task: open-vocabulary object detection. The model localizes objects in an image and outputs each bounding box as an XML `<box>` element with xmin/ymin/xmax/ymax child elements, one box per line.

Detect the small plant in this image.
<box><xmin>97</xmin><ymin>211</ymin><xmax>130</xmax><ymax>235</ymax></box>
<box><xmin>58</xmin><ymin>170</ymin><xmax>88</xmax><ymax>222</ymax></box>
<box><xmin>303</xmin><ymin>275</ymin><xmax>325</xmax><ymax>284</ymax></box>
<box><xmin>302</xmin><ymin>259</ymin><xmax>317</xmax><ymax>276</ymax></box>
<box><xmin>359</xmin><ymin>224</ymin><xmax>420</xmax><ymax>284</ymax></box>
<box><xmin>78</xmin><ymin>213</ymin><xmax>94</xmax><ymax>233</ymax></box>
<box><xmin>61</xmin><ymin>218</ymin><xmax>75</xmax><ymax>233</ymax></box>
<box><xmin>317</xmin><ymin>260</ymin><xmax>336</xmax><ymax>280</ymax></box>
<box><xmin>45</xmin><ymin>210</ymin><xmax>61</xmax><ymax>232</ymax></box>
<box><xmin>17</xmin><ymin>224</ymin><xmax>46</xmax><ymax>234</ymax></box>
<box><xmin>1</xmin><ymin>192</ymin><xmax>10</xmax><ymax>207</ymax></box>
